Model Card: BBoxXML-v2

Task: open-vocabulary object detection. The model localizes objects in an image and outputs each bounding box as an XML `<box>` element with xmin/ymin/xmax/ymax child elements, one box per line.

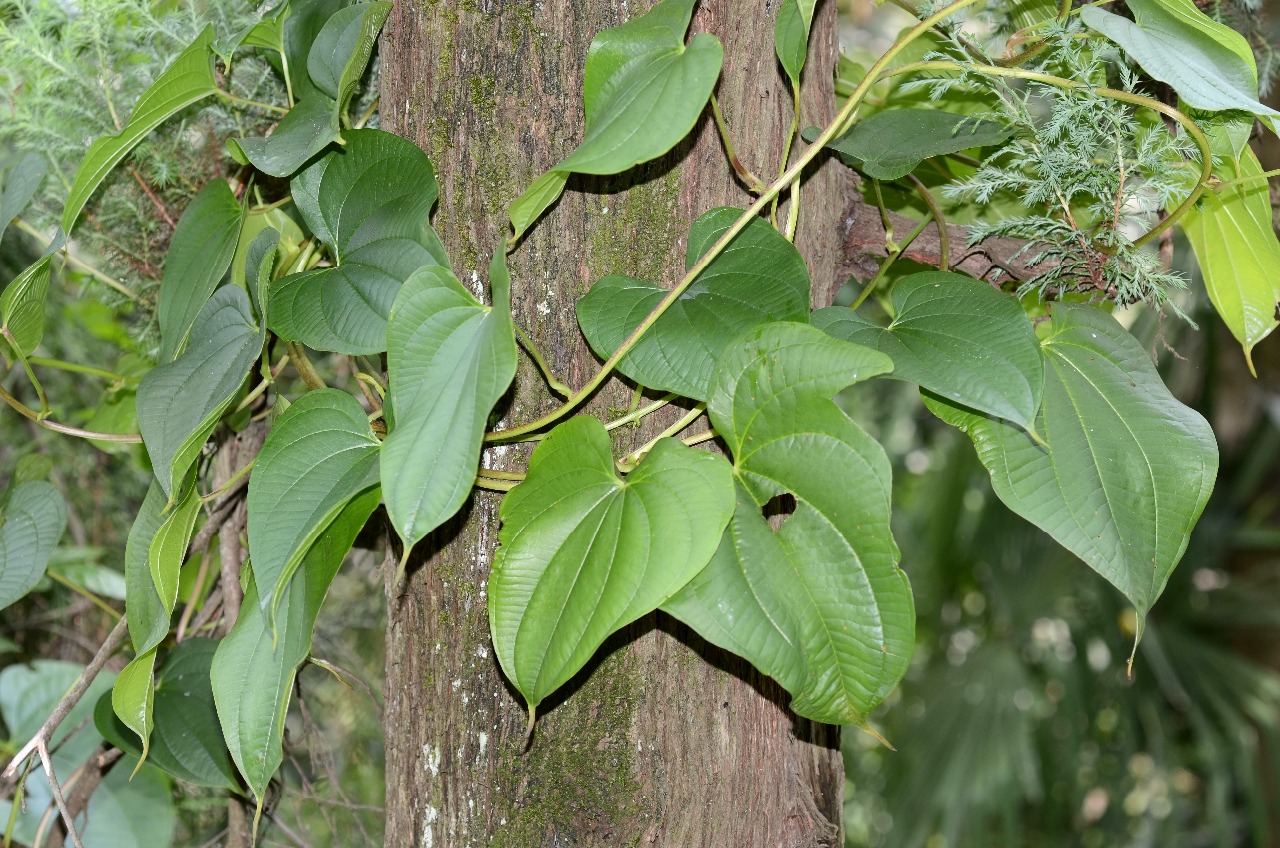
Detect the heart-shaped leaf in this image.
<box><xmin>229</xmin><ymin>94</ymin><xmax>341</xmax><ymax>179</ymax></box>
<box><xmin>0</xmin><ymin>151</ymin><xmax>47</xmax><ymax>242</ymax></box>
<box><xmin>248</xmin><ymin>388</ymin><xmax>380</xmax><ymax>615</ymax></box>
<box><xmin>774</xmin><ymin>0</ymin><xmax>817</xmax><ymax>86</ymax></box>
<box><xmin>813</xmin><ymin>272</ymin><xmax>1043</xmax><ymax>430</ymax></box>
<box><xmin>270</xmin><ymin>128</ymin><xmax>443</xmax><ymax>353</ymax></box>
<box><xmin>1082</xmin><ymin>0</ymin><xmax>1280</xmax><ymax>130</ymax></box>
<box><xmin>137</xmin><ymin>285</ymin><xmax>264</xmax><ymax>500</ymax></box>
<box><xmin>689</xmin><ymin>322</ymin><xmax>912</xmax><ymax>723</ymax></box>
<box><xmin>0</xmin><ymin>481</ymin><xmax>67</xmax><ymax>610</ymax></box>
<box><xmin>157</xmin><ymin>179</ymin><xmax>244</xmax><ymax>361</ymax></box>
<box><xmin>96</xmin><ymin>639</ymin><xmax>239</xmax><ymax>790</ymax></box>
<box><xmin>508</xmin><ymin>0</ymin><xmax>722</xmax><ymax>240</ymax></box>
<box><xmin>382</xmin><ymin>254</ymin><xmax>518</xmax><ymax>551</ymax></box>
<box><xmin>1179</xmin><ymin>145</ymin><xmax>1280</xmax><ymax>372</ymax></box>
<box><xmin>63</xmin><ymin>26</ymin><xmax>217</xmax><ymax>233</ymax></box>
<box><xmin>577</xmin><ymin>207</ymin><xmax>810</xmax><ymax>400</ymax></box>
<box><xmin>307</xmin><ymin>1</ymin><xmax>391</xmax><ymax>114</ymax></box>
<box><xmin>927</xmin><ymin>303</ymin><xmax>1218</xmax><ymax>646</ymax></box>
<box><xmin>812</xmin><ymin>109</ymin><xmax>1012</xmax><ymax>180</ymax></box>
<box><xmin>488</xmin><ymin>415</ymin><xmax>734</xmax><ymax>712</ymax></box>
<box><xmin>213</xmin><ymin>488</ymin><xmax>378</xmax><ymax>810</ymax></box>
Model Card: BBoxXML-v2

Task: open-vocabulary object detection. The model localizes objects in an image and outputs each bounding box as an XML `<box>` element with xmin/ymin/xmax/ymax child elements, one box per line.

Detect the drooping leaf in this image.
<box><xmin>0</xmin><ymin>229</ymin><xmax>67</xmax><ymax>362</ymax></box>
<box><xmin>96</xmin><ymin>639</ymin><xmax>239</xmax><ymax>790</ymax></box>
<box><xmin>811</xmin><ymin>109</ymin><xmax>1012</xmax><ymax>180</ymax></box>
<box><xmin>812</xmin><ymin>272</ymin><xmax>1043</xmax><ymax>430</ymax></box>
<box><xmin>576</xmin><ymin>207</ymin><xmax>810</xmax><ymax>400</ymax></box>
<box><xmin>489</xmin><ymin>416</ymin><xmax>734</xmax><ymax>712</ymax></box>
<box><xmin>927</xmin><ymin>303</ymin><xmax>1218</xmax><ymax>644</ymax></box>
<box><xmin>213</xmin><ymin>488</ymin><xmax>378</xmax><ymax>807</ymax></box>
<box><xmin>270</xmin><ymin>128</ymin><xmax>443</xmax><ymax>353</ymax></box>
<box><xmin>0</xmin><ymin>481</ymin><xmax>67</xmax><ymax>610</ymax></box>
<box><xmin>0</xmin><ymin>151</ymin><xmax>47</xmax><ymax>242</ymax></box>
<box><xmin>228</xmin><ymin>94</ymin><xmax>341</xmax><ymax>179</ymax></box>
<box><xmin>137</xmin><ymin>286</ymin><xmax>263</xmax><ymax>499</ymax></box>
<box><xmin>1179</xmin><ymin>145</ymin><xmax>1280</xmax><ymax>372</ymax></box>
<box><xmin>382</xmin><ymin>255</ymin><xmax>518</xmax><ymax>550</ymax></box>
<box><xmin>248</xmin><ymin>388</ymin><xmax>380</xmax><ymax>614</ymax></box>
<box><xmin>774</xmin><ymin>0</ymin><xmax>817</xmax><ymax>86</ymax></box>
<box><xmin>306</xmin><ymin>1</ymin><xmax>392</xmax><ymax>114</ymax></box>
<box><xmin>1081</xmin><ymin>0</ymin><xmax>1280</xmax><ymax>130</ymax></box>
<box><xmin>62</xmin><ymin>26</ymin><xmax>218</xmax><ymax>232</ymax></box>
<box><xmin>693</xmin><ymin>322</ymin><xmax>911</xmax><ymax>723</ymax></box>
<box><xmin>157</xmin><ymin>179</ymin><xmax>244</xmax><ymax>361</ymax></box>
<box><xmin>508</xmin><ymin>0</ymin><xmax>722</xmax><ymax>240</ymax></box>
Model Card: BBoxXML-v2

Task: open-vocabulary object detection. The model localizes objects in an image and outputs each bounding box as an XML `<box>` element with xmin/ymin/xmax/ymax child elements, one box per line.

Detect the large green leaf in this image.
<box><xmin>62</xmin><ymin>27</ymin><xmax>217</xmax><ymax>233</ymax></box>
<box><xmin>928</xmin><ymin>303</ymin><xmax>1218</xmax><ymax>644</ymax></box>
<box><xmin>488</xmin><ymin>416</ymin><xmax>734</xmax><ymax>712</ymax></box>
<box><xmin>812</xmin><ymin>272</ymin><xmax>1043</xmax><ymax>430</ymax></box>
<box><xmin>687</xmin><ymin>321</ymin><xmax>912</xmax><ymax>724</ymax></box>
<box><xmin>508</xmin><ymin>0</ymin><xmax>722</xmax><ymax>240</ymax></box>
<box><xmin>1180</xmin><ymin>146</ymin><xmax>1280</xmax><ymax>372</ymax></box>
<box><xmin>229</xmin><ymin>94</ymin><xmax>342</xmax><ymax>179</ymax></box>
<box><xmin>96</xmin><ymin>639</ymin><xmax>239</xmax><ymax>790</ymax></box>
<box><xmin>282</xmin><ymin>0</ymin><xmax>347</xmax><ymax>102</ymax></box>
<box><xmin>0</xmin><ymin>151</ymin><xmax>47</xmax><ymax>242</ymax></box>
<box><xmin>774</xmin><ymin>0</ymin><xmax>817</xmax><ymax>86</ymax></box>
<box><xmin>813</xmin><ymin>109</ymin><xmax>1012</xmax><ymax>181</ymax></box>
<box><xmin>0</xmin><ymin>481</ymin><xmax>67</xmax><ymax>610</ymax></box>
<box><xmin>270</xmin><ymin>128</ymin><xmax>443</xmax><ymax>353</ymax></box>
<box><xmin>576</xmin><ymin>207</ymin><xmax>810</xmax><ymax>400</ymax></box>
<box><xmin>382</xmin><ymin>255</ymin><xmax>518</xmax><ymax>551</ymax></box>
<box><xmin>248</xmin><ymin>388</ymin><xmax>380</xmax><ymax>614</ymax></box>
<box><xmin>137</xmin><ymin>286</ymin><xmax>263</xmax><ymax>499</ymax></box>
<box><xmin>307</xmin><ymin>1</ymin><xmax>391</xmax><ymax>114</ymax></box>
<box><xmin>213</xmin><ymin>488</ymin><xmax>378</xmax><ymax>808</ymax></box>
<box><xmin>157</xmin><ymin>179</ymin><xmax>244</xmax><ymax>361</ymax></box>
<box><xmin>1081</xmin><ymin>0</ymin><xmax>1279</xmax><ymax>130</ymax></box>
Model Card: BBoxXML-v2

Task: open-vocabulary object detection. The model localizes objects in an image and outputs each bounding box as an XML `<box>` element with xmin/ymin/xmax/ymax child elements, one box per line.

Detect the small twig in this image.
<box><xmin>286</xmin><ymin>342</ymin><xmax>327</xmax><ymax>390</ymax></box>
<box><xmin>0</xmin><ymin>384</ymin><xmax>143</xmax><ymax>442</ymax></box>
<box><xmin>37</xmin><ymin>741</ymin><xmax>84</xmax><ymax>848</ymax></box>
<box><xmin>308</xmin><ymin>657</ymin><xmax>383</xmax><ymax>719</ymax></box>
<box><xmin>710</xmin><ymin>95</ymin><xmax>766</xmax><ymax>193</ymax></box>
<box><xmin>44</xmin><ymin>747</ymin><xmax>123</xmax><ymax>848</ymax></box>
<box><xmin>514</xmin><ymin>325</ymin><xmax>571</xmax><ymax>398</ymax></box>
<box><xmin>128</xmin><ymin>165</ymin><xmax>176</xmax><ymax>229</ymax></box>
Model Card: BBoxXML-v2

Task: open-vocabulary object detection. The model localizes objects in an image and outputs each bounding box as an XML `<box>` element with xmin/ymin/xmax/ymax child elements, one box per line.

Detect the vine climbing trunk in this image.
<box><xmin>380</xmin><ymin>1</ymin><xmax>849</xmax><ymax>844</ymax></box>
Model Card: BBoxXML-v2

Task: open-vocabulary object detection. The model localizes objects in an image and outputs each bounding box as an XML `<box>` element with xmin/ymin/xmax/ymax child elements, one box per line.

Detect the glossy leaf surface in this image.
<box><xmin>489</xmin><ymin>416</ymin><xmax>733</xmax><ymax>711</ymax></box>
<box><xmin>577</xmin><ymin>208</ymin><xmax>810</xmax><ymax>400</ymax></box>
<box><xmin>382</xmin><ymin>256</ymin><xmax>517</xmax><ymax>550</ymax></box>
<box><xmin>813</xmin><ymin>272</ymin><xmax>1042</xmax><ymax>430</ymax></box>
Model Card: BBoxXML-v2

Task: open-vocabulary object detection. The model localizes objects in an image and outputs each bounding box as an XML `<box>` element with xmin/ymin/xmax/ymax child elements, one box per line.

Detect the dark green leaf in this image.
<box><xmin>813</xmin><ymin>272</ymin><xmax>1042</xmax><ymax>430</ymax></box>
<box><xmin>576</xmin><ymin>207</ymin><xmax>810</xmax><ymax>400</ymax></box>
<box><xmin>927</xmin><ymin>303</ymin><xmax>1218</xmax><ymax>644</ymax></box>
<box><xmin>228</xmin><ymin>94</ymin><xmax>341</xmax><ymax>179</ymax></box>
<box><xmin>489</xmin><ymin>416</ymin><xmax>734</xmax><ymax>712</ymax></box>
<box><xmin>270</xmin><ymin>128</ymin><xmax>442</xmax><ymax>353</ymax></box>
<box><xmin>248</xmin><ymin>389</ymin><xmax>380</xmax><ymax>614</ymax></box>
<box><xmin>213</xmin><ymin>1</ymin><xmax>290</xmax><ymax>65</ymax></box>
<box><xmin>157</xmin><ymin>179</ymin><xmax>244</xmax><ymax>361</ymax></box>
<box><xmin>306</xmin><ymin>1</ymin><xmax>392</xmax><ymax>113</ymax></box>
<box><xmin>213</xmin><ymin>488</ymin><xmax>378</xmax><ymax>807</ymax></box>
<box><xmin>0</xmin><ymin>481</ymin><xmax>67</xmax><ymax>610</ymax></box>
<box><xmin>137</xmin><ymin>286</ymin><xmax>263</xmax><ymax>499</ymax></box>
<box><xmin>814</xmin><ymin>109</ymin><xmax>1012</xmax><ymax>180</ymax></box>
<box><xmin>282</xmin><ymin>0</ymin><xmax>347</xmax><ymax>102</ymax></box>
<box><xmin>0</xmin><ymin>151</ymin><xmax>47</xmax><ymax>242</ymax></box>
<box><xmin>63</xmin><ymin>27</ymin><xmax>218</xmax><ymax>232</ymax></box>
<box><xmin>382</xmin><ymin>255</ymin><xmax>518</xmax><ymax>550</ymax></box>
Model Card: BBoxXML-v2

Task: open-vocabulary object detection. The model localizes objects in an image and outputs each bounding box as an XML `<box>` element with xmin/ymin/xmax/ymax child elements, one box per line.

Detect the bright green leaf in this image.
<box><xmin>270</xmin><ymin>128</ymin><xmax>442</xmax><ymax>353</ymax></box>
<box><xmin>232</xmin><ymin>205</ymin><xmax>304</xmax><ymax>288</ymax></box>
<box><xmin>62</xmin><ymin>26</ymin><xmax>218</xmax><ymax>233</ymax></box>
<box><xmin>0</xmin><ymin>151</ymin><xmax>47</xmax><ymax>242</ymax></box>
<box><xmin>701</xmin><ymin>321</ymin><xmax>913</xmax><ymax>723</ymax></box>
<box><xmin>927</xmin><ymin>303</ymin><xmax>1218</xmax><ymax>645</ymax></box>
<box><xmin>248</xmin><ymin>389</ymin><xmax>380</xmax><ymax>614</ymax></box>
<box><xmin>576</xmin><ymin>207</ymin><xmax>810</xmax><ymax>400</ymax></box>
<box><xmin>157</xmin><ymin>179</ymin><xmax>244</xmax><ymax>361</ymax></box>
<box><xmin>812</xmin><ymin>109</ymin><xmax>1012</xmax><ymax>180</ymax></box>
<box><xmin>382</xmin><ymin>255</ymin><xmax>518</xmax><ymax>550</ymax></box>
<box><xmin>0</xmin><ymin>229</ymin><xmax>66</xmax><ymax>362</ymax></box>
<box><xmin>213</xmin><ymin>488</ymin><xmax>378</xmax><ymax>807</ymax></box>
<box><xmin>137</xmin><ymin>286</ymin><xmax>263</xmax><ymax>499</ymax></box>
<box><xmin>1180</xmin><ymin>145</ymin><xmax>1280</xmax><ymax>372</ymax></box>
<box><xmin>507</xmin><ymin>169</ymin><xmax>569</xmax><ymax>244</ymax></box>
<box><xmin>489</xmin><ymin>416</ymin><xmax>734</xmax><ymax>712</ymax></box>
<box><xmin>0</xmin><ymin>481</ymin><xmax>67</xmax><ymax>610</ymax></box>
<box><xmin>228</xmin><ymin>94</ymin><xmax>341</xmax><ymax>179</ymax></box>
<box><xmin>812</xmin><ymin>272</ymin><xmax>1043</xmax><ymax>430</ymax></box>
<box><xmin>306</xmin><ymin>1</ymin><xmax>392</xmax><ymax>114</ymax></box>
<box><xmin>774</xmin><ymin>0</ymin><xmax>817</xmax><ymax>86</ymax></box>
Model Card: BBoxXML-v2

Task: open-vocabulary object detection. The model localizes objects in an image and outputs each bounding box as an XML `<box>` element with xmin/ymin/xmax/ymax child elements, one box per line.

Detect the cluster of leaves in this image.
<box><xmin>0</xmin><ymin>0</ymin><xmax>1277</xmax><ymax>843</ymax></box>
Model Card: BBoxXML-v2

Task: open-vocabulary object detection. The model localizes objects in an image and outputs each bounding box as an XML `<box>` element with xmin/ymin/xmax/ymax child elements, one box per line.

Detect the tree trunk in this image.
<box><xmin>380</xmin><ymin>1</ymin><xmax>849</xmax><ymax>844</ymax></box>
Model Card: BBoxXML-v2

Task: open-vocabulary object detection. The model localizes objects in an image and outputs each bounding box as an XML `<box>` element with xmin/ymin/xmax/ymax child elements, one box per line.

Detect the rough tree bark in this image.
<box><xmin>380</xmin><ymin>1</ymin><xmax>849</xmax><ymax>844</ymax></box>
